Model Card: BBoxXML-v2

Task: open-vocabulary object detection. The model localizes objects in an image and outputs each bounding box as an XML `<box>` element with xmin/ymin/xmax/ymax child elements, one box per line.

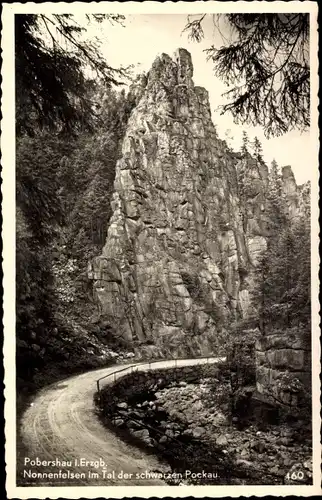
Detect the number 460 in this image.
<box><xmin>286</xmin><ymin>470</ymin><xmax>305</xmax><ymax>481</ymax></box>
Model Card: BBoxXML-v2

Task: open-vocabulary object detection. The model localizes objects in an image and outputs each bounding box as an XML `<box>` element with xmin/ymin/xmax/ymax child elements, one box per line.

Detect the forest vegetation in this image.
<box><xmin>15</xmin><ymin>14</ymin><xmax>311</xmax><ymax>412</ymax></box>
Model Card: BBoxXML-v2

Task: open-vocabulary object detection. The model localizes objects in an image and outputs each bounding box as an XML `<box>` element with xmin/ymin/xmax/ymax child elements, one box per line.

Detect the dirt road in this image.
<box><xmin>19</xmin><ymin>358</ymin><xmax>222</xmax><ymax>486</ymax></box>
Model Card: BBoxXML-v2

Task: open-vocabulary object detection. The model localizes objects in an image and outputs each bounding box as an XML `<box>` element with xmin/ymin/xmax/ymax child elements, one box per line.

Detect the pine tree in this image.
<box><xmin>252</xmin><ymin>136</ymin><xmax>263</xmax><ymax>164</ymax></box>
<box><xmin>269</xmin><ymin>159</ymin><xmax>281</xmax><ymax>193</ymax></box>
<box><xmin>266</xmin><ymin>159</ymin><xmax>287</xmax><ymax>234</ymax></box>
<box><xmin>286</xmin><ymin>214</ymin><xmax>311</xmax><ymax>326</ymax></box>
<box><xmin>251</xmin><ymin>190</ymin><xmax>311</xmax><ymax>331</ymax></box>
<box><xmin>251</xmin><ymin>250</ymin><xmax>270</xmax><ymax>334</ymax></box>
<box><xmin>16</xmin><ymin>134</ymin><xmax>66</xmax><ymax>383</ymax></box>
<box><xmin>241</xmin><ymin>130</ymin><xmax>249</xmax><ymax>156</ymax></box>
<box><xmin>236</xmin><ymin>131</ymin><xmax>250</xmax><ymax>232</ymax></box>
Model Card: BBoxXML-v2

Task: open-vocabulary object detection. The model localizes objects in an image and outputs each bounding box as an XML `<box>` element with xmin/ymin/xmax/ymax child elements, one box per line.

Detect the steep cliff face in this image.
<box><xmin>282</xmin><ymin>165</ymin><xmax>310</xmax><ymax>218</ymax></box>
<box><xmin>88</xmin><ymin>49</ymin><xmax>300</xmax><ymax>358</ymax></box>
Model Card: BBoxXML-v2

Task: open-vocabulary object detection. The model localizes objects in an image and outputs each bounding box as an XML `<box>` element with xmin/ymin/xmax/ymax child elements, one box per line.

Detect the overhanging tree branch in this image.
<box><xmin>15</xmin><ymin>14</ymin><xmax>130</xmax><ymax>135</ymax></box>
<box><xmin>183</xmin><ymin>13</ymin><xmax>310</xmax><ymax>137</ymax></box>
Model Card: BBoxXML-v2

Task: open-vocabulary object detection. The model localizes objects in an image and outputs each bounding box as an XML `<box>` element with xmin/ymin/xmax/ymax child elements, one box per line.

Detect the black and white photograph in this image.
<box><xmin>2</xmin><ymin>2</ymin><xmax>320</xmax><ymax>497</ymax></box>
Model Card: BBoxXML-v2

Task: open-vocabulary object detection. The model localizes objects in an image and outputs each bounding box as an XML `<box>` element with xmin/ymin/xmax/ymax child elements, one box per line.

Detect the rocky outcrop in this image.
<box><xmin>255</xmin><ymin>330</ymin><xmax>311</xmax><ymax>407</ymax></box>
<box><xmin>89</xmin><ymin>48</ymin><xmax>303</xmax><ymax>357</ymax></box>
<box><xmin>282</xmin><ymin>166</ymin><xmax>310</xmax><ymax>218</ymax></box>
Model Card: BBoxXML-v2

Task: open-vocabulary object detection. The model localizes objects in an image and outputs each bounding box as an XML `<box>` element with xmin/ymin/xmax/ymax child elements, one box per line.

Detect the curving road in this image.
<box><xmin>19</xmin><ymin>358</ymin><xmax>222</xmax><ymax>486</ymax></box>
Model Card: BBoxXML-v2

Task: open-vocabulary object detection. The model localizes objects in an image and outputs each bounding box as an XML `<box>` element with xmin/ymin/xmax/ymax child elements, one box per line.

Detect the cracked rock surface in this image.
<box><xmin>89</xmin><ymin>48</ymin><xmax>309</xmax><ymax>358</ymax></box>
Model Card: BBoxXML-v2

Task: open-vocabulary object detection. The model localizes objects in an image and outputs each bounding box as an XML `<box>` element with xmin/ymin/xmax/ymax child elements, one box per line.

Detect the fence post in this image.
<box><xmin>97</xmin><ymin>380</ymin><xmax>100</xmax><ymax>393</ymax></box>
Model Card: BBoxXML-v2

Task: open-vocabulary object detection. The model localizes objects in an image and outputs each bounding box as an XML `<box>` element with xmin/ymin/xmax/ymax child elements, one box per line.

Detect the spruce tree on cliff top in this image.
<box><xmin>183</xmin><ymin>13</ymin><xmax>309</xmax><ymax>137</ymax></box>
<box><xmin>252</xmin><ymin>136</ymin><xmax>264</xmax><ymax>164</ymax></box>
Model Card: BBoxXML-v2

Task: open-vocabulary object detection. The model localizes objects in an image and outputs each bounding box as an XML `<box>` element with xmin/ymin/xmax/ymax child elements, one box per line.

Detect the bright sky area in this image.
<box><xmin>85</xmin><ymin>13</ymin><xmax>312</xmax><ymax>184</ymax></box>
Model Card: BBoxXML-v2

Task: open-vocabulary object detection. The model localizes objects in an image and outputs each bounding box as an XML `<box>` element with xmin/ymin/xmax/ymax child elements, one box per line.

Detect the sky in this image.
<box><xmin>84</xmin><ymin>13</ymin><xmax>312</xmax><ymax>184</ymax></box>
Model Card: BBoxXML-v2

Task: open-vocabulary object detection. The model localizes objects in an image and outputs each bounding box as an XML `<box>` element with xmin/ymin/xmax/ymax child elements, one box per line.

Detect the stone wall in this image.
<box><xmin>255</xmin><ymin>330</ymin><xmax>311</xmax><ymax>407</ymax></box>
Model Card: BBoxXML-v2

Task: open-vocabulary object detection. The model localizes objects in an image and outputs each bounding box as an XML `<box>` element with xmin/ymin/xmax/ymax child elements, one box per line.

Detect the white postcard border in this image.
<box><xmin>2</xmin><ymin>2</ymin><xmax>320</xmax><ymax>498</ymax></box>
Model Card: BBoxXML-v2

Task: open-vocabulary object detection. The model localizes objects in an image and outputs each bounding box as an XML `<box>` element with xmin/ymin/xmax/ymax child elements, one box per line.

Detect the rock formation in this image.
<box><xmin>89</xmin><ymin>49</ymin><xmax>307</xmax><ymax>358</ymax></box>
<box><xmin>255</xmin><ymin>330</ymin><xmax>311</xmax><ymax>407</ymax></box>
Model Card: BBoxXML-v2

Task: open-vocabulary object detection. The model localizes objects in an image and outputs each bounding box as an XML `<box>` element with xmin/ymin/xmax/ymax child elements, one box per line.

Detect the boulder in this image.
<box><xmin>131</xmin><ymin>428</ymin><xmax>151</xmax><ymax>445</ymax></box>
<box><xmin>159</xmin><ymin>435</ymin><xmax>168</xmax><ymax>444</ymax></box>
<box><xmin>216</xmin><ymin>434</ymin><xmax>228</xmax><ymax>446</ymax></box>
<box><xmin>191</xmin><ymin>426</ymin><xmax>206</xmax><ymax>439</ymax></box>
<box><xmin>236</xmin><ymin>459</ymin><xmax>253</xmax><ymax>467</ymax></box>
<box><xmin>117</xmin><ymin>402</ymin><xmax>128</xmax><ymax>410</ymax></box>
